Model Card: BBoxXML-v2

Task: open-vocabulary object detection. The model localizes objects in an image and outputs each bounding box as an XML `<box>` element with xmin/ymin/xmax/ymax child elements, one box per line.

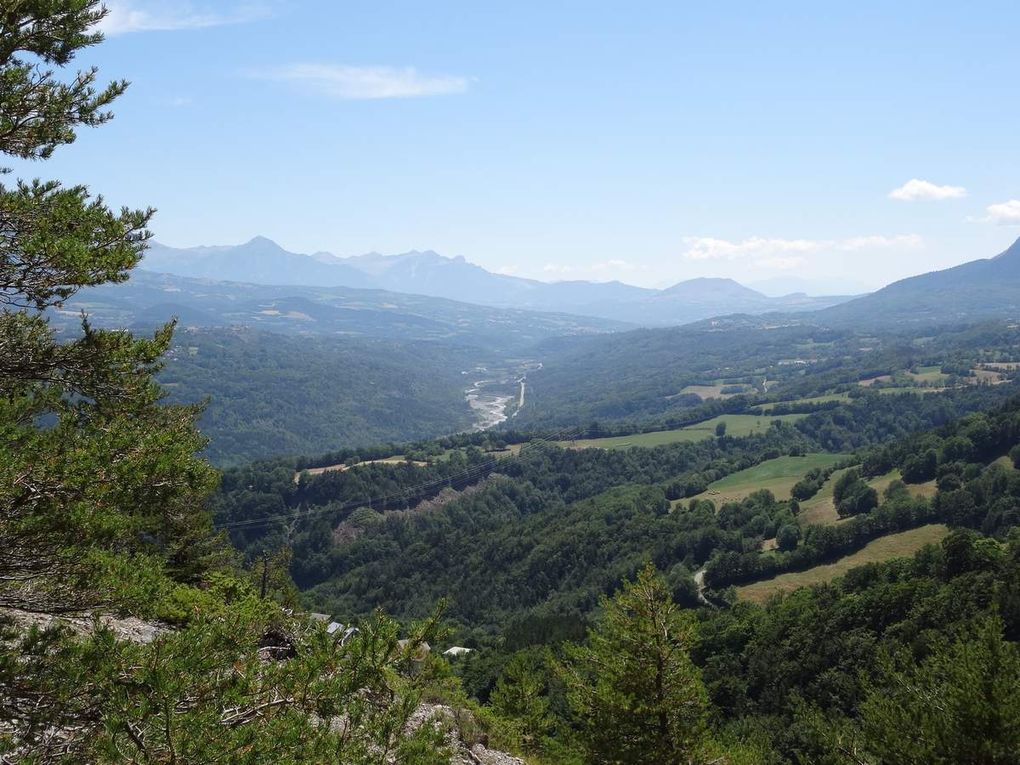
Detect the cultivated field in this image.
<box><xmin>735</xmin><ymin>524</ymin><xmax>951</xmax><ymax>604</ymax></box>
<box><xmin>560</xmin><ymin>414</ymin><xmax>807</xmax><ymax>450</ymax></box>
<box><xmin>979</xmin><ymin>362</ymin><xmax>1020</xmax><ymax>371</ymax></box>
<box><xmin>972</xmin><ymin>367</ymin><xmax>1006</xmax><ymax>384</ymax></box>
<box><xmin>686</xmin><ymin>453</ymin><xmax>845</xmax><ymax>507</ymax></box>
<box><xmin>876</xmin><ymin>386</ymin><xmax>945</xmax><ymax>395</ymax></box>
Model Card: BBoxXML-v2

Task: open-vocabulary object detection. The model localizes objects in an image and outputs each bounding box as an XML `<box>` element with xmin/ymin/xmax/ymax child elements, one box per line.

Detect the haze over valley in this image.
<box><xmin>55</xmin><ymin>233</ymin><xmax>1020</xmax><ymax>465</ymax></box>
<box><xmin>140</xmin><ymin>236</ymin><xmax>858</xmax><ymax>326</ymax></box>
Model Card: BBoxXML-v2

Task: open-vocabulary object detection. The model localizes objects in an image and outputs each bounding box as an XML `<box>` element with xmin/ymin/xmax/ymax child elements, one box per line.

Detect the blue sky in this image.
<box><xmin>28</xmin><ymin>1</ymin><xmax>1020</xmax><ymax>292</ymax></box>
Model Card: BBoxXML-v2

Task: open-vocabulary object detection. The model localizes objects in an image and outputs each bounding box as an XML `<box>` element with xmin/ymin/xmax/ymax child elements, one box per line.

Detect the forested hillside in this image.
<box><xmin>210</xmin><ymin>360</ymin><xmax>1020</xmax><ymax>760</ymax></box>
<box><xmin>516</xmin><ymin>319</ymin><xmax>1020</xmax><ymax>428</ymax></box>
<box><xmin>819</xmin><ymin>235</ymin><xmax>1020</xmax><ymax>327</ymax></box>
<box><xmin>159</xmin><ymin>329</ymin><xmax>478</xmax><ymax>464</ymax></box>
<box><xmin>214</xmin><ymin>382</ymin><xmax>1018</xmax><ymax>625</ymax></box>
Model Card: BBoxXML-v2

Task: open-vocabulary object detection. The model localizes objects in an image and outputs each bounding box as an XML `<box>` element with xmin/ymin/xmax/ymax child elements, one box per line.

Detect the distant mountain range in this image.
<box><xmin>819</xmin><ymin>236</ymin><xmax>1020</xmax><ymax>327</ymax></box>
<box><xmin>141</xmin><ymin>237</ymin><xmax>856</xmax><ymax>326</ymax></box>
<box><xmin>55</xmin><ymin>270</ymin><xmax>625</xmax><ymax>353</ymax></box>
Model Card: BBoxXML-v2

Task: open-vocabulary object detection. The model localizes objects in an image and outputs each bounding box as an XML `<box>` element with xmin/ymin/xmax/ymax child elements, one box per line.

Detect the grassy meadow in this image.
<box><xmin>735</xmin><ymin>524</ymin><xmax>951</xmax><ymax>604</ymax></box>
<box><xmin>558</xmin><ymin>414</ymin><xmax>807</xmax><ymax>450</ymax></box>
<box><xmin>684</xmin><ymin>453</ymin><xmax>845</xmax><ymax>507</ymax></box>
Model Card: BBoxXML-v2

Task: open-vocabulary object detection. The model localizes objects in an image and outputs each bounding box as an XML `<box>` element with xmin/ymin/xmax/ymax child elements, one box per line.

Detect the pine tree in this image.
<box><xmin>559</xmin><ymin>563</ymin><xmax>713</xmax><ymax>764</ymax></box>
<box><xmin>489</xmin><ymin>650</ymin><xmax>554</xmax><ymax>752</ymax></box>
<box><xmin>0</xmin><ymin>1</ymin><xmax>219</xmax><ymax>613</ymax></box>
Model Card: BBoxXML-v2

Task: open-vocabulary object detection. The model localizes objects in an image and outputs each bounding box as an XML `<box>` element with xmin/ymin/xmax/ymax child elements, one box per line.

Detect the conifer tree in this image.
<box><xmin>559</xmin><ymin>564</ymin><xmax>713</xmax><ymax>764</ymax></box>
<box><xmin>489</xmin><ymin>651</ymin><xmax>554</xmax><ymax>752</ymax></box>
<box><xmin>0</xmin><ymin>1</ymin><xmax>219</xmax><ymax>612</ymax></box>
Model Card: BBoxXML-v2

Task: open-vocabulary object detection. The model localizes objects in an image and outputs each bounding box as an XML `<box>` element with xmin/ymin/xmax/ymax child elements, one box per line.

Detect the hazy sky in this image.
<box><xmin>26</xmin><ymin>1</ymin><xmax>1020</xmax><ymax>291</ymax></box>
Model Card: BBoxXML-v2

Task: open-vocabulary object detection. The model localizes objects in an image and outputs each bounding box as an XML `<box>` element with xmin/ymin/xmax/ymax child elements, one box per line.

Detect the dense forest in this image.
<box><xmin>159</xmin><ymin>329</ymin><xmax>478</xmax><ymax>464</ymax></box>
<box><xmin>204</xmin><ymin>383</ymin><xmax>1020</xmax><ymax>761</ymax></box>
<box><xmin>214</xmin><ymin>383</ymin><xmax>1018</xmax><ymax>624</ymax></box>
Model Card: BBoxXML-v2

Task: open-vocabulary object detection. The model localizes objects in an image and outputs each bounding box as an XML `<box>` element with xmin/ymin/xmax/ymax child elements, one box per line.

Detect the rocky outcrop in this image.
<box><xmin>406</xmin><ymin>704</ymin><xmax>526</xmax><ymax>765</ymax></box>
<box><xmin>0</xmin><ymin>607</ymin><xmax>168</xmax><ymax>644</ymax></box>
<box><xmin>1</xmin><ymin>611</ymin><xmax>524</xmax><ymax>764</ymax></box>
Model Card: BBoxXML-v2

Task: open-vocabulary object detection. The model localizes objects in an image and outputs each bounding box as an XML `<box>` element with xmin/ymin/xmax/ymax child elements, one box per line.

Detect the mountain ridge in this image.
<box><xmin>817</xmin><ymin>235</ymin><xmax>1020</xmax><ymax>326</ymax></box>
<box><xmin>142</xmin><ymin>238</ymin><xmax>856</xmax><ymax>326</ymax></box>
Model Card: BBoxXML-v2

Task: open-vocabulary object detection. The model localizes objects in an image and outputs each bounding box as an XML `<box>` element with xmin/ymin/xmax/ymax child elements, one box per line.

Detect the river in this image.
<box><xmin>463</xmin><ymin>360</ymin><xmax>542</xmax><ymax>432</ymax></box>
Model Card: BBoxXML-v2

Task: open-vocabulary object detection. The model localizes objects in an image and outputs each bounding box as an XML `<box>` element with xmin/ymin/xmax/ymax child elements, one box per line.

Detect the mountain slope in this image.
<box><xmin>159</xmin><ymin>329</ymin><xmax>477</xmax><ymax>464</ymax></box>
<box><xmin>54</xmin><ymin>270</ymin><xmax>626</xmax><ymax>353</ymax></box>
<box><xmin>819</xmin><ymin>236</ymin><xmax>1020</xmax><ymax>326</ymax></box>
<box><xmin>142</xmin><ymin>239</ymin><xmax>855</xmax><ymax>326</ymax></box>
<box><xmin>143</xmin><ymin>237</ymin><xmax>376</xmax><ymax>288</ymax></box>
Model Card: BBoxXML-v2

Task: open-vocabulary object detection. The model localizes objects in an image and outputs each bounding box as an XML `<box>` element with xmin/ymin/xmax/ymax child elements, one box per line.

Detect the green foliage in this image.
<box><xmin>0</xmin><ymin>1</ymin><xmax>117</xmax><ymax>158</ymax></box>
<box><xmin>0</xmin><ymin>0</ymin><xmax>220</xmax><ymax>614</ymax></box>
<box><xmin>833</xmin><ymin>469</ymin><xmax>878</xmax><ymax>518</ymax></box>
<box><xmin>0</xmin><ymin>607</ymin><xmax>451</xmax><ymax>764</ymax></box>
<box><xmin>488</xmin><ymin>650</ymin><xmax>555</xmax><ymax>754</ymax></box>
<box><xmin>776</xmin><ymin>523</ymin><xmax>801</xmax><ymax>552</ymax></box>
<box><xmin>852</xmin><ymin>617</ymin><xmax>1020</xmax><ymax>763</ymax></box>
<box><xmin>558</xmin><ymin>564</ymin><xmax>714</xmax><ymax>764</ymax></box>
<box><xmin>696</xmin><ymin>530</ymin><xmax>1020</xmax><ymax>761</ymax></box>
<box><xmin>902</xmin><ymin>448</ymin><xmax>938</xmax><ymax>483</ymax></box>
<box><xmin>790</xmin><ymin>463</ymin><xmax>845</xmax><ymax>502</ymax></box>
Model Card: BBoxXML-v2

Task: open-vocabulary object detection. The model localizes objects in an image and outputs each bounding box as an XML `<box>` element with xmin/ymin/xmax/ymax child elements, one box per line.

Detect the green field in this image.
<box><xmin>687</xmin><ymin>453</ymin><xmax>845</xmax><ymax>507</ymax></box>
<box><xmin>736</xmin><ymin>524</ymin><xmax>951</xmax><ymax>604</ymax></box>
<box><xmin>752</xmin><ymin>392</ymin><xmax>850</xmax><ymax>413</ymax></box>
<box><xmin>797</xmin><ymin>467</ymin><xmax>935</xmax><ymax>526</ymax></box>
<box><xmin>909</xmin><ymin>365</ymin><xmax>948</xmax><ymax>384</ymax></box>
<box><xmin>559</xmin><ymin>414</ymin><xmax>807</xmax><ymax>450</ymax></box>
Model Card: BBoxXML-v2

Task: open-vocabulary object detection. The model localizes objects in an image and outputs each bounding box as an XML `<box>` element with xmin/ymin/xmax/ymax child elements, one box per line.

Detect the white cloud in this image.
<box><xmin>254</xmin><ymin>64</ymin><xmax>471</xmax><ymax>100</ymax></box>
<box><xmin>98</xmin><ymin>1</ymin><xmax>271</xmax><ymax>35</ymax></box>
<box><xmin>682</xmin><ymin>234</ymin><xmax>922</xmax><ymax>264</ymax></box>
<box><xmin>976</xmin><ymin>199</ymin><xmax>1020</xmax><ymax>226</ymax></box>
<box><xmin>888</xmin><ymin>179</ymin><xmax>967</xmax><ymax>201</ymax></box>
